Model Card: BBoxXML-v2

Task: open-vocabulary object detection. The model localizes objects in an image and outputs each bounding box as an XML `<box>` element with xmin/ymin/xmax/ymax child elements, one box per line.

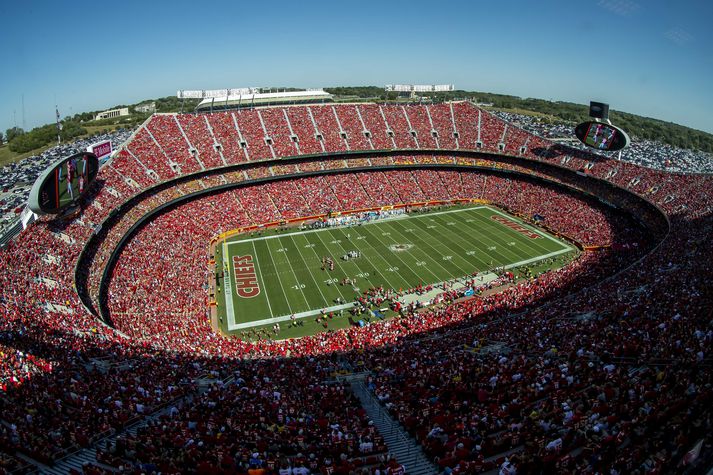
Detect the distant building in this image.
<box><xmin>95</xmin><ymin>108</ymin><xmax>129</xmax><ymax>121</ymax></box>
<box><xmin>194</xmin><ymin>89</ymin><xmax>333</xmax><ymax>112</ymax></box>
<box><xmin>135</xmin><ymin>102</ymin><xmax>156</xmax><ymax>113</ymax></box>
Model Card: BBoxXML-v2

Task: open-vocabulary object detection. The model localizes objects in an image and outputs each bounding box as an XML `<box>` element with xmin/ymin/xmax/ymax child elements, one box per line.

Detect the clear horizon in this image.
<box><xmin>1</xmin><ymin>0</ymin><xmax>711</xmax><ymax>135</ymax></box>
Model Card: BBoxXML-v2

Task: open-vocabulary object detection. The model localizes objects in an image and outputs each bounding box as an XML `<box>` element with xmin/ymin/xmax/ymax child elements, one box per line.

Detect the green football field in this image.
<box><xmin>214</xmin><ymin>205</ymin><xmax>575</xmax><ymax>338</ymax></box>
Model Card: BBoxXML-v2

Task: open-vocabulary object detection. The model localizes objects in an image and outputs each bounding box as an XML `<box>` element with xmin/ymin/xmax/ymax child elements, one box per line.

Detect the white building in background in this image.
<box><xmin>135</xmin><ymin>102</ymin><xmax>156</xmax><ymax>113</ymax></box>
<box><xmin>95</xmin><ymin>108</ymin><xmax>129</xmax><ymax>120</ymax></box>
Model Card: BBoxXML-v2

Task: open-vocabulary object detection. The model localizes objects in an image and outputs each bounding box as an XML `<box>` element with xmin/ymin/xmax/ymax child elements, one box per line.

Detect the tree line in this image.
<box><xmin>5</xmin><ymin>122</ymin><xmax>87</xmax><ymax>153</ymax></box>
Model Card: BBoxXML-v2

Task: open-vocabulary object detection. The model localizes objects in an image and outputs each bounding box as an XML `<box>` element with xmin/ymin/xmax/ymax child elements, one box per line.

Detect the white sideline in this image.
<box><xmin>222</xmin><ymin>240</ymin><xmax>235</xmax><ymax>323</ymax></box>
<box><xmin>228</xmin><ymin>302</ymin><xmax>354</xmax><ymax>330</ymax></box>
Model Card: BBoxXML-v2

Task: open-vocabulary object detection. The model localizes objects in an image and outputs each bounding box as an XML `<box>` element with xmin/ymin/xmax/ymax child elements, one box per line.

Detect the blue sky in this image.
<box><xmin>1</xmin><ymin>0</ymin><xmax>711</xmax><ymax>135</ymax></box>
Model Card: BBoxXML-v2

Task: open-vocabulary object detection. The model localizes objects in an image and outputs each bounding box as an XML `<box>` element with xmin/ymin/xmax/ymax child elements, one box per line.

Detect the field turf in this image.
<box><xmin>214</xmin><ymin>205</ymin><xmax>574</xmax><ymax>338</ymax></box>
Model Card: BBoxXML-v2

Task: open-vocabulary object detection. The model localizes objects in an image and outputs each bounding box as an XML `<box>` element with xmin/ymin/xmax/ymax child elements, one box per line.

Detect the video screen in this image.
<box><xmin>31</xmin><ymin>152</ymin><xmax>99</xmax><ymax>214</ymax></box>
<box><xmin>584</xmin><ymin>123</ymin><xmax>618</xmax><ymax>150</ymax></box>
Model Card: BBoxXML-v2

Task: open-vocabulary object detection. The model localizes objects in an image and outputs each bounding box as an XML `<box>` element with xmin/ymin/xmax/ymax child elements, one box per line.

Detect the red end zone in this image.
<box><xmin>491</xmin><ymin>215</ymin><xmax>541</xmax><ymax>239</ymax></box>
<box><xmin>233</xmin><ymin>255</ymin><xmax>261</xmax><ymax>298</ymax></box>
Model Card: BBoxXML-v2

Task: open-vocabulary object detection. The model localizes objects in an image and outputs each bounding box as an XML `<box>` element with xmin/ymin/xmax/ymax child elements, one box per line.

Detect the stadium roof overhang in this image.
<box><xmin>196</xmin><ymin>90</ymin><xmax>333</xmax><ymax>110</ymax></box>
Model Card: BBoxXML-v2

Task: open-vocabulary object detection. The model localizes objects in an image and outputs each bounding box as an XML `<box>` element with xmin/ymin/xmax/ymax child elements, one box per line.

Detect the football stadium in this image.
<box><xmin>1</xmin><ymin>3</ymin><xmax>712</xmax><ymax>475</ymax></box>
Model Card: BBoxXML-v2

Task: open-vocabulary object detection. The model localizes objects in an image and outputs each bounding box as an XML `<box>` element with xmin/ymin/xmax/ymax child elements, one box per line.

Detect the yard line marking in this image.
<box><xmin>228</xmin><ymin>302</ymin><xmax>355</xmax><ymax>330</ymax></box>
<box><xmin>490</xmin><ymin>206</ymin><xmax>567</xmax><ymax>246</ymax></box>
<box><xmin>288</xmin><ymin>234</ymin><xmax>331</xmax><ymax>307</ymax></box>
<box><xmin>225</xmin><ymin>246</ymin><xmax>573</xmax><ymax>330</ymax></box>
<box><xmin>261</xmin><ymin>240</ymin><xmax>296</xmax><ymax>315</ymax></box>
<box><xmin>448</xmin><ymin>209</ymin><xmax>536</xmax><ymax>264</ymax></box>
<box><xmin>328</xmin><ymin>226</ymin><xmax>406</xmax><ymax>291</ymax></box>
<box><xmin>466</xmin><ymin>207</ymin><xmax>573</xmax><ymax>258</ymax></box>
<box><xmin>225</xmin><ymin>241</ymin><xmax>275</xmax><ymax>331</ymax></box>
<box><xmin>379</xmin><ymin>220</ymin><xmax>462</xmax><ymax>281</ymax></box>
<box><xmin>463</xmin><ymin>211</ymin><xmax>555</xmax><ymax>260</ymax></box>
<box><xmin>268</xmin><ymin>237</ymin><xmax>311</xmax><ymax>310</ymax></box>
<box><xmin>428</xmin><ymin>212</ymin><xmax>515</xmax><ymax>267</ymax></box>
<box><xmin>222</xmin><ymin>205</ymin><xmax>576</xmax><ymax>331</ymax></box>
<box><xmin>298</xmin><ymin>233</ymin><xmax>353</xmax><ymax>303</ymax></box>
<box><xmin>502</xmin><ymin>247</ymin><xmax>571</xmax><ymax>269</ymax></box>
<box><xmin>311</xmin><ymin>226</ymin><xmax>380</xmax><ymax>289</ymax></box>
<box><xmin>360</xmin><ymin>223</ymin><xmax>443</xmax><ymax>284</ymax></box>
<box><xmin>388</xmin><ymin>219</ymin><xmax>476</xmax><ymax>278</ymax></box>
<box><xmin>328</xmin><ymin>226</ymin><xmax>416</xmax><ymax>289</ymax></box>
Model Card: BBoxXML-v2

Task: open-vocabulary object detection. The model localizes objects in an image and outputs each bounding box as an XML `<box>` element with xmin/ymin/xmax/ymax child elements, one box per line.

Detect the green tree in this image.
<box><xmin>0</xmin><ymin>131</ymin><xmax>4</xmax><ymax>145</ymax></box>
<box><xmin>7</xmin><ymin>121</ymin><xmax>86</xmax><ymax>153</ymax></box>
<box><xmin>5</xmin><ymin>127</ymin><xmax>24</xmax><ymax>142</ymax></box>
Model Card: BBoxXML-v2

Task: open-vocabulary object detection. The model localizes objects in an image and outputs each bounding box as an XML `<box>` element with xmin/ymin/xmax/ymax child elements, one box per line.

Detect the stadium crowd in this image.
<box><xmin>95</xmin><ymin>371</ymin><xmax>390</xmax><ymax>474</ymax></box>
<box><xmin>0</xmin><ymin>102</ymin><xmax>711</xmax><ymax>474</ymax></box>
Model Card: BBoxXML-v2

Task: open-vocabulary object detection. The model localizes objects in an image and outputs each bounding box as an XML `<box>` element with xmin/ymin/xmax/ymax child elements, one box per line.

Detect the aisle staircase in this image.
<box><xmin>32</xmin><ymin>375</ymin><xmax>227</xmax><ymax>474</ymax></box>
<box><xmin>349</xmin><ymin>377</ymin><xmax>438</xmax><ymax>475</ymax></box>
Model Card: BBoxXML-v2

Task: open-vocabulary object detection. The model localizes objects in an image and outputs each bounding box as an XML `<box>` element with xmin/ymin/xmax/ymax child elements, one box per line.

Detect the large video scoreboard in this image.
<box><xmin>575</xmin><ymin>121</ymin><xmax>630</xmax><ymax>151</ymax></box>
<box><xmin>28</xmin><ymin>152</ymin><xmax>99</xmax><ymax>214</ymax></box>
<box><xmin>574</xmin><ymin>101</ymin><xmax>630</xmax><ymax>152</ymax></box>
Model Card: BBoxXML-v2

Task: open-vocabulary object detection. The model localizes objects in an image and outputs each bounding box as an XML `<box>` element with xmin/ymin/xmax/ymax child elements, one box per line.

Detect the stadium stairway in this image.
<box><xmin>37</xmin><ymin>395</ymin><xmax>194</xmax><ymax>475</ymax></box>
<box><xmin>36</xmin><ymin>375</ymin><xmax>224</xmax><ymax>474</ymax></box>
<box><xmin>0</xmin><ymin>220</ymin><xmax>23</xmax><ymax>249</ymax></box>
<box><xmin>349</xmin><ymin>378</ymin><xmax>438</xmax><ymax>475</ymax></box>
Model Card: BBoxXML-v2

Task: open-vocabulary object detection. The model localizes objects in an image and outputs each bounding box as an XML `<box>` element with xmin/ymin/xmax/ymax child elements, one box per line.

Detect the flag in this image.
<box><xmin>56</xmin><ymin>106</ymin><xmax>63</xmax><ymax>131</ymax></box>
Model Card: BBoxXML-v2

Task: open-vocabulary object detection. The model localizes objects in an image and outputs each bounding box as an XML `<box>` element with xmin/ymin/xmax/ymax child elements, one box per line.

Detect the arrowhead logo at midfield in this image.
<box><xmin>233</xmin><ymin>255</ymin><xmax>261</xmax><ymax>298</ymax></box>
